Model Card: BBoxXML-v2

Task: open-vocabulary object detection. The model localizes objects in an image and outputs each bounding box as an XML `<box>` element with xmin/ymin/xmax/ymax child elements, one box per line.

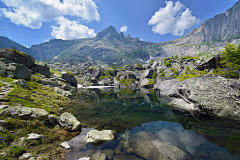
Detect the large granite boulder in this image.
<box><xmin>196</xmin><ymin>54</ymin><xmax>224</xmax><ymax>71</ymax></box>
<box><xmin>0</xmin><ymin>61</ymin><xmax>6</xmax><ymax>76</ymax></box>
<box><xmin>58</xmin><ymin>112</ymin><xmax>81</xmax><ymax>131</ymax></box>
<box><xmin>128</xmin><ymin>131</ymin><xmax>189</xmax><ymax>160</ymax></box>
<box><xmin>141</xmin><ymin>69</ymin><xmax>154</xmax><ymax>79</ymax></box>
<box><xmin>5</xmin><ymin>63</ymin><xmax>31</xmax><ymax>81</ymax></box>
<box><xmin>0</xmin><ymin>48</ymin><xmax>35</xmax><ymax>67</ymax></box>
<box><xmin>155</xmin><ymin>74</ymin><xmax>240</xmax><ymax>119</ymax></box>
<box><xmin>62</xmin><ymin>72</ymin><xmax>77</xmax><ymax>87</ymax></box>
<box><xmin>140</xmin><ymin>78</ymin><xmax>154</xmax><ymax>88</ymax></box>
<box><xmin>85</xmin><ymin>130</ymin><xmax>115</xmax><ymax>145</ymax></box>
<box><xmin>31</xmin><ymin>64</ymin><xmax>51</xmax><ymax>78</ymax></box>
<box><xmin>0</xmin><ymin>106</ymin><xmax>48</xmax><ymax>120</ymax></box>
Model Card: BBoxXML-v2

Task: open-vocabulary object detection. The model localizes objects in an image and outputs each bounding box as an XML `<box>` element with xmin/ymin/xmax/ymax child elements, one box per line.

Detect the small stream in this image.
<box><xmin>63</xmin><ymin>88</ymin><xmax>240</xmax><ymax>160</ymax></box>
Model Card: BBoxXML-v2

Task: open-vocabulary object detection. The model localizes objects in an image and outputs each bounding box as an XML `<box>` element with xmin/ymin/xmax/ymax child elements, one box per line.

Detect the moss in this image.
<box><xmin>147</xmin><ymin>79</ymin><xmax>155</xmax><ymax>85</ymax></box>
<box><xmin>0</xmin><ymin>75</ymin><xmax>15</xmax><ymax>83</ymax></box>
<box><xmin>66</xmin><ymin>70</ymin><xmax>74</xmax><ymax>77</ymax></box>
<box><xmin>31</xmin><ymin>72</ymin><xmax>43</xmax><ymax>81</ymax></box>
<box><xmin>7</xmin><ymin>145</ymin><xmax>27</xmax><ymax>157</ymax></box>
<box><xmin>7</xmin><ymin>81</ymin><xmax>67</xmax><ymax>115</ymax></box>
<box><xmin>181</xmin><ymin>56</ymin><xmax>199</xmax><ymax>60</ymax></box>
<box><xmin>89</xmin><ymin>66</ymin><xmax>97</xmax><ymax>70</ymax></box>
<box><xmin>120</xmin><ymin>88</ymin><xmax>135</xmax><ymax>95</ymax></box>
<box><xmin>120</xmin><ymin>79</ymin><xmax>135</xmax><ymax>86</ymax></box>
<box><xmin>10</xmin><ymin>48</ymin><xmax>26</xmax><ymax>57</ymax></box>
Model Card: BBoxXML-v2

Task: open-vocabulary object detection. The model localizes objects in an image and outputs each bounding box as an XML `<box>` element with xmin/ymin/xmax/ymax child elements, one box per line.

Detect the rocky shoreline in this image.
<box><xmin>1</xmin><ymin>47</ymin><xmax>240</xmax><ymax>159</ymax></box>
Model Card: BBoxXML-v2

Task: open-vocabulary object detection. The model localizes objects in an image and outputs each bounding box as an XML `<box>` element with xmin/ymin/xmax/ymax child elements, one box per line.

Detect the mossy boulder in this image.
<box><xmin>0</xmin><ymin>48</ymin><xmax>35</xmax><ymax>67</ymax></box>
<box><xmin>58</xmin><ymin>112</ymin><xmax>81</xmax><ymax>131</ymax></box>
<box><xmin>0</xmin><ymin>106</ymin><xmax>48</xmax><ymax>120</ymax></box>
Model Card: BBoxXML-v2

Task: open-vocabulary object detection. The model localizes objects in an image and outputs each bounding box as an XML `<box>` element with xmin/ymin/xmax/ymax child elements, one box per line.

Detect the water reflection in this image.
<box><xmin>64</xmin><ymin>88</ymin><xmax>240</xmax><ymax>160</ymax></box>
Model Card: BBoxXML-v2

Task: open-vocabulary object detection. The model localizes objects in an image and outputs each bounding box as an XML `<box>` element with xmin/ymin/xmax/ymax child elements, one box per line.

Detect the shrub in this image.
<box><xmin>164</xmin><ymin>60</ymin><xmax>171</xmax><ymax>67</ymax></box>
<box><xmin>153</xmin><ymin>71</ymin><xmax>157</xmax><ymax>79</ymax></box>
<box><xmin>159</xmin><ymin>69</ymin><xmax>165</xmax><ymax>77</ymax></box>
<box><xmin>181</xmin><ymin>56</ymin><xmax>199</xmax><ymax>60</ymax></box>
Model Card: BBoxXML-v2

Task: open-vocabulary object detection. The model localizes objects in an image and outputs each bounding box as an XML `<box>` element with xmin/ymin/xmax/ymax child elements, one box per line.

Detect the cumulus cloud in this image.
<box><xmin>120</xmin><ymin>25</ymin><xmax>128</xmax><ymax>32</ymax></box>
<box><xmin>0</xmin><ymin>0</ymin><xmax>100</xmax><ymax>29</ymax></box>
<box><xmin>148</xmin><ymin>1</ymin><xmax>200</xmax><ymax>36</ymax></box>
<box><xmin>51</xmin><ymin>16</ymin><xmax>96</xmax><ymax>39</ymax></box>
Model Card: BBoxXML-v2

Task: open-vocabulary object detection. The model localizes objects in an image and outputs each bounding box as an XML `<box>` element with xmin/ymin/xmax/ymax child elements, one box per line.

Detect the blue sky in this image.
<box><xmin>0</xmin><ymin>0</ymin><xmax>238</xmax><ymax>48</ymax></box>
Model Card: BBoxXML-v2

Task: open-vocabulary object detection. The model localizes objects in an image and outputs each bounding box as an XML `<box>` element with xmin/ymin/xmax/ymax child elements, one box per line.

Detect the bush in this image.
<box><xmin>181</xmin><ymin>56</ymin><xmax>199</xmax><ymax>60</ymax></box>
<box><xmin>211</xmin><ymin>42</ymin><xmax>240</xmax><ymax>78</ymax></box>
<box><xmin>159</xmin><ymin>69</ymin><xmax>165</xmax><ymax>77</ymax></box>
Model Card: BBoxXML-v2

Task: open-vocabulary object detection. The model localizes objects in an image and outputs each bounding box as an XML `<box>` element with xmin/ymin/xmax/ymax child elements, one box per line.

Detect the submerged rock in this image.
<box><xmin>85</xmin><ymin>130</ymin><xmax>115</xmax><ymax>145</ymax></box>
<box><xmin>128</xmin><ymin>131</ymin><xmax>189</xmax><ymax>160</ymax></box>
<box><xmin>58</xmin><ymin>112</ymin><xmax>81</xmax><ymax>131</ymax></box>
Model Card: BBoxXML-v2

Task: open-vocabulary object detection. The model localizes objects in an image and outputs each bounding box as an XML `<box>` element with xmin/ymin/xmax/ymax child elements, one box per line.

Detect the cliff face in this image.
<box><xmin>175</xmin><ymin>0</ymin><xmax>240</xmax><ymax>44</ymax></box>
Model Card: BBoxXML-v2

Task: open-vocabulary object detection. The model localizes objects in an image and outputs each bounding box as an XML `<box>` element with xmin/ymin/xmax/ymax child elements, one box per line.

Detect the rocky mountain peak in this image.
<box><xmin>96</xmin><ymin>26</ymin><xmax>120</xmax><ymax>41</ymax></box>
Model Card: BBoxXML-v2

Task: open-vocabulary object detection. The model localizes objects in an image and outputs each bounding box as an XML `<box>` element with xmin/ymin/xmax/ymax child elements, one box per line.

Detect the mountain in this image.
<box><xmin>0</xmin><ymin>36</ymin><xmax>29</xmax><ymax>54</ymax></box>
<box><xmin>1</xmin><ymin>1</ymin><xmax>240</xmax><ymax>66</ymax></box>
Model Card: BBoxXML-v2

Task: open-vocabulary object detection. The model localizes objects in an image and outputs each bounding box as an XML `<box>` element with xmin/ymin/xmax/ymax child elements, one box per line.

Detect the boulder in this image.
<box><xmin>62</xmin><ymin>72</ymin><xmax>77</xmax><ymax>87</ymax></box>
<box><xmin>0</xmin><ymin>106</ymin><xmax>48</xmax><ymax>120</ymax></box>
<box><xmin>54</xmin><ymin>87</ymin><xmax>73</xmax><ymax>98</ymax></box>
<box><xmin>92</xmin><ymin>151</ymin><xmax>106</xmax><ymax>160</ymax></box>
<box><xmin>113</xmin><ymin>155</ymin><xmax>142</xmax><ymax>160</ymax></box>
<box><xmin>91</xmin><ymin>69</ymin><xmax>102</xmax><ymax>80</ymax></box>
<box><xmin>0</xmin><ymin>58</ymin><xmax>15</xmax><ymax>64</ymax></box>
<box><xmin>31</xmin><ymin>64</ymin><xmax>51</xmax><ymax>78</ymax></box>
<box><xmin>196</xmin><ymin>54</ymin><xmax>224</xmax><ymax>71</ymax></box>
<box><xmin>86</xmin><ymin>130</ymin><xmax>115</xmax><ymax>145</ymax></box>
<box><xmin>38</xmin><ymin>79</ymin><xmax>59</xmax><ymax>87</ymax></box>
<box><xmin>155</xmin><ymin>74</ymin><xmax>240</xmax><ymax>119</ymax></box>
<box><xmin>128</xmin><ymin>131</ymin><xmax>189</xmax><ymax>160</ymax></box>
<box><xmin>0</xmin><ymin>48</ymin><xmax>35</xmax><ymax>67</ymax></box>
<box><xmin>141</xmin><ymin>69</ymin><xmax>154</xmax><ymax>79</ymax></box>
<box><xmin>13</xmin><ymin>79</ymin><xmax>29</xmax><ymax>88</ymax></box>
<box><xmin>114</xmin><ymin>77</ymin><xmax>121</xmax><ymax>89</ymax></box>
<box><xmin>154</xmin><ymin>77</ymin><xmax>175</xmax><ymax>90</ymax></box>
<box><xmin>100</xmin><ymin>78</ymin><xmax>111</xmax><ymax>86</ymax></box>
<box><xmin>62</xmin><ymin>72</ymin><xmax>71</xmax><ymax>83</ymax></box>
<box><xmin>140</xmin><ymin>78</ymin><xmax>153</xmax><ymax>88</ymax></box>
<box><xmin>0</xmin><ymin>61</ymin><xmax>6</xmax><ymax>76</ymax></box>
<box><xmin>13</xmin><ymin>64</ymin><xmax>31</xmax><ymax>81</ymax></box>
<box><xmin>58</xmin><ymin>112</ymin><xmax>81</xmax><ymax>131</ymax></box>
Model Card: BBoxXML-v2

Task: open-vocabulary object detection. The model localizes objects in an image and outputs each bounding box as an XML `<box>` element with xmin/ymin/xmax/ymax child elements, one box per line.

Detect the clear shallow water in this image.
<box><xmin>64</xmin><ymin>88</ymin><xmax>240</xmax><ymax>160</ymax></box>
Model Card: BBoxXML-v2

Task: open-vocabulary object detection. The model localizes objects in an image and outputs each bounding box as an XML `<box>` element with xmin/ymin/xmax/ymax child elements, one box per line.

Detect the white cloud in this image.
<box><xmin>148</xmin><ymin>1</ymin><xmax>200</xmax><ymax>36</ymax></box>
<box><xmin>51</xmin><ymin>16</ymin><xmax>96</xmax><ymax>39</ymax></box>
<box><xmin>23</xmin><ymin>45</ymin><xmax>28</xmax><ymax>48</ymax></box>
<box><xmin>0</xmin><ymin>0</ymin><xmax>100</xmax><ymax>29</ymax></box>
<box><xmin>120</xmin><ymin>25</ymin><xmax>128</xmax><ymax>32</ymax></box>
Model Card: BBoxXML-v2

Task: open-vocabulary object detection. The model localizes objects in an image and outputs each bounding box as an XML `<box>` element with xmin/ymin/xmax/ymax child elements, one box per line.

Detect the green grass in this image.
<box><xmin>147</xmin><ymin>79</ymin><xmax>155</xmax><ymax>85</ymax></box>
<box><xmin>7</xmin><ymin>81</ymin><xmax>67</xmax><ymax>115</ymax></box>
<box><xmin>181</xmin><ymin>56</ymin><xmax>199</xmax><ymax>60</ymax></box>
<box><xmin>10</xmin><ymin>48</ymin><xmax>26</xmax><ymax>57</ymax></box>
<box><xmin>120</xmin><ymin>79</ymin><xmax>135</xmax><ymax>86</ymax></box>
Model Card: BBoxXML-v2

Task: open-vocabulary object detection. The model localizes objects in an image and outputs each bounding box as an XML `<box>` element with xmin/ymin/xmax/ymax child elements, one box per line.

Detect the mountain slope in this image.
<box><xmin>1</xmin><ymin>1</ymin><xmax>240</xmax><ymax>65</ymax></box>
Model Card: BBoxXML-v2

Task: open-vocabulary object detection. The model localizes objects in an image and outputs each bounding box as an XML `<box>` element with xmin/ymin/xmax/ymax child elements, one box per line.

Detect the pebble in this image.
<box><xmin>27</xmin><ymin>133</ymin><xmax>44</xmax><ymax>140</ymax></box>
<box><xmin>60</xmin><ymin>141</ymin><xmax>71</xmax><ymax>149</ymax></box>
<box><xmin>78</xmin><ymin>157</ymin><xmax>92</xmax><ymax>160</ymax></box>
